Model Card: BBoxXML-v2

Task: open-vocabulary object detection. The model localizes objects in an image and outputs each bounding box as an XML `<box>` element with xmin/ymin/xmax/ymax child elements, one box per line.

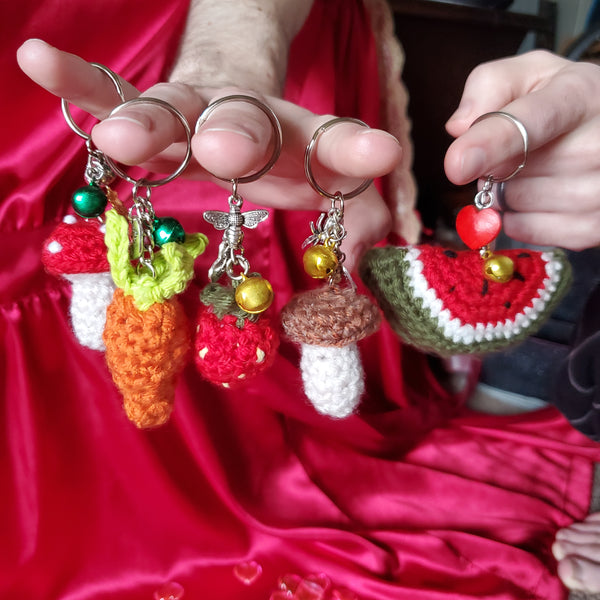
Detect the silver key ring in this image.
<box><xmin>103</xmin><ymin>96</ymin><xmax>192</xmax><ymax>188</ymax></box>
<box><xmin>195</xmin><ymin>94</ymin><xmax>282</xmax><ymax>185</ymax></box>
<box><xmin>61</xmin><ymin>62</ymin><xmax>125</xmax><ymax>140</ymax></box>
<box><xmin>304</xmin><ymin>117</ymin><xmax>373</xmax><ymax>200</ymax></box>
<box><xmin>470</xmin><ymin>111</ymin><xmax>529</xmax><ymax>183</ymax></box>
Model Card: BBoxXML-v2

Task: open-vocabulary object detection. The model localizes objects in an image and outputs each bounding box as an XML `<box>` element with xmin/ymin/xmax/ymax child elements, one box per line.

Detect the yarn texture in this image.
<box><xmin>281</xmin><ymin>286</ymin><xmax>381</xmax><ymax>347</ymax></box>
<box><xmin>194</xmin><ymin>283</ymin><xmax>279</xmax><ymax>388</ymax></box>
<box><xmin>42</xmin><ymin>217</ymin><xmax>110</xmax><ymax>276</ymax></box>
<box><xmin>104</xmin><ymin>209</ymin><xmax>208</xmax><ymax>310</ymax></box>
<box><xmin>281</xmin><ymin>285</ymin><xmax>381</xmax><ymax>418</ymax></box>
<box><xmin>65</xmin><ymin>272</ymin><xmax>115</xmax><ymax>351</ymax></box>
<box><xmin>300</xmin><ymin>344</ymin><xmax>364</xmax><ymax>418</ymax></box>
<box><xmin>103</xmin><ymin>210</ymin><xmax>208</xmax><ymax>428</ymax></box>
<box><xmin>42</xmin><ymin>216</ymin><xmax>114</xmax><ymax>350</ymax></box>
<box><xmin>359</xmin><ymin>245</ymin><xmax>572</xmax><ymax>357</ymax></box>
<box><xmin>104</xmin><ymin>289</ymin><xmax>190</xmax><ymax>428</ymax></box>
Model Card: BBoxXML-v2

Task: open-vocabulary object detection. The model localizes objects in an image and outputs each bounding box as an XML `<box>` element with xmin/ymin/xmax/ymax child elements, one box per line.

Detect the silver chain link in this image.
<box><xmin>474</xmin><ymin>176</ymin><xmax>495</xmax><ymax>210</ymax></box>
<box><xmin>129</xmin><ymin>183</ymin><xmax>156</xmax><ymax>276</ymax></box>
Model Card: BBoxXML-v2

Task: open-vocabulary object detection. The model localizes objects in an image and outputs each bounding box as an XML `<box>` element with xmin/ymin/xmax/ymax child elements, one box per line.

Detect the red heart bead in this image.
<box><xmin>456</xmin><ymin>205</ymin><xmax>502</xmax><ymax>249</ymax></box>
<box><xmin>233</xmin><ymin>560</ymin><xmax>263</xmax><ymax>585</ymax></box>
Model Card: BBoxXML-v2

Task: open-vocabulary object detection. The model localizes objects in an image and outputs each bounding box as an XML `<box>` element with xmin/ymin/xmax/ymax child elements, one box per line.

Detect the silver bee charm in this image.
<box><xmin>204</xmin><ymin>193</ymin><xmax>268</xmax><ymax>281</ymax></box>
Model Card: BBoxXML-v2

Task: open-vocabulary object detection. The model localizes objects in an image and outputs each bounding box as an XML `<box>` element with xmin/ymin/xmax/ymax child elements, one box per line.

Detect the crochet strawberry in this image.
<box><xmin>194</xmin><ymin>282</ymin><xmax>279</xmax><ymax>388</ymax></box>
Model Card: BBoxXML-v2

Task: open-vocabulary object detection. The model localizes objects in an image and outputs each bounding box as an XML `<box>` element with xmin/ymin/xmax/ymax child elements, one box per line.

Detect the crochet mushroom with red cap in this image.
<box><xmin>42</xmin><ymin>215</ymin><xmax>114</xmax><ymax>350</ymax></box>
<box><xmin>281</xmin><ymin>286</ymin><xmax>381</xmax><ymax>418</ymax></box>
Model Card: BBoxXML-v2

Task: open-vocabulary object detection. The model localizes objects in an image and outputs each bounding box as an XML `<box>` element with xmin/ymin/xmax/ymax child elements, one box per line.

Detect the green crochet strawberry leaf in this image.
<box><xmin>359</xmin><ymin>245</ymin><xmax>572</xmax><ymax>356</ymax></box>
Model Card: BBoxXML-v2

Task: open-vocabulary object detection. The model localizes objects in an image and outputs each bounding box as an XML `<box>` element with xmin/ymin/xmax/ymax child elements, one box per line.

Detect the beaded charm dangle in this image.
<box><xmin>103</xmin><ymin>97</ymin><xmax>192</xmax><ymax>277</ymax></box>
<box><xmin>281</xmin><ymin>118</ymin><xmax>381</xmax><ymax>418</ymax></box>
<box><xmin>360</xmin><ymin>112</ymin><xmax>572</xmax><ymax>357</ymax></box>
<box><xmin>61</xmin><ymin>63</ymin><xmax>125</xmax><ymax>219</ymax></box>
<box><xmin>41</xmin><ymin>64</ymin><xmax>125</xmax><ymax>350</ymax></box>
<box><xmin>100</xmin><ymin>97</ymin><xmax>209</xmax><ymax>428</ymax></box>
<box><xmin>193</xmin><ymin>95</ymin><xmax>282</xmax><ymax>388</ymax></box>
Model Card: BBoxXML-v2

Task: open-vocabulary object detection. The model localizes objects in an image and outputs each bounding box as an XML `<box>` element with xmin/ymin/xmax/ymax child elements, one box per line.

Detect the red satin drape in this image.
<box><xmin>2</xmin><ymin>1</ymin><xmax>600</xmax><ymax>599</ymax></box>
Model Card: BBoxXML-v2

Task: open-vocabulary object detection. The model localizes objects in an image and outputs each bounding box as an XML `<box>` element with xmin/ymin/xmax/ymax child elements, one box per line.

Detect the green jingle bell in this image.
<box><xmin>153</xmin><ymin>217</ymin><xmax>185</xmax><ymax>246</ymax></box>
<box><xmin>71</xmin><ymin>183</ymin><xmax>108</xmax><ymax>218</ymax></box>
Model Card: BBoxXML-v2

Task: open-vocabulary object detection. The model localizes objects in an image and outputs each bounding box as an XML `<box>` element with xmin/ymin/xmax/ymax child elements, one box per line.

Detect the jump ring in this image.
<box><xmin>304</xmin><ymin>117</ymin><xmax>373</xmax><ymax>200</ymax></box>
<box><xmin>470</xmin><ymin>111</ymin><xmax>528</xmax><ymax>183</ymax></box>
<box><xmin>103</xmin><ymin>97</ymin><xmax>192</xmax><ymax>188</ymax></box>
<box><xmin>195</xmin><ymin>94</ymin><xmax>282</xmax><ymax>184</ymax></box>
<box><xmin>61</xmin><ymin>63</ymin><xmax>125</xmax><ymax>140</ymax></box>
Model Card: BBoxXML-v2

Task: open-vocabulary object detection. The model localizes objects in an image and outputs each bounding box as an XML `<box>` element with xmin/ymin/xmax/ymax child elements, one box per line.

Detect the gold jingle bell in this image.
<box><xmin>483</xmin><ymin>253</ymin><xmax>514</xmax><ymax>283</ymax></box>
<box><xmin>235</xmin><ymin>275</ymin><xmax>274</xmax><ymax>314</ymax></box>
<box><xmin>303</xmin><ymin>245</ymin><xmax>338</xmax><ymax>279</ymax></box>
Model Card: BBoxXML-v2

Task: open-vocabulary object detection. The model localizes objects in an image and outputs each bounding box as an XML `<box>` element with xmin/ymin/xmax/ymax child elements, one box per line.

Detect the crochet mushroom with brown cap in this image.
<box><xmin>281</xmin><ymin>285</ymin><xmax>381</xmax><ymax>418</ymax></box>
<box><xmin>42</xmin><ymin>215</ymin><xmax>115</xmax><ymax>350</ymax></box>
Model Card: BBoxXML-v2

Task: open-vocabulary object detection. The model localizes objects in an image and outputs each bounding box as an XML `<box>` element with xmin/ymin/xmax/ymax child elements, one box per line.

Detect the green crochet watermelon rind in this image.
<box><xmin>359</xmin><ymin>245</ymin><xmax>572</xmax><ymax>357</ymax></box>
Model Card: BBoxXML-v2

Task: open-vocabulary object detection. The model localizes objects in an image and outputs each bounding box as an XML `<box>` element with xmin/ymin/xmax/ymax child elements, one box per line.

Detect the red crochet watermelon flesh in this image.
<box><xmin>359</xmin><ymin>245</ymin><xmax>572</xmax><ymax>356</ymax></box>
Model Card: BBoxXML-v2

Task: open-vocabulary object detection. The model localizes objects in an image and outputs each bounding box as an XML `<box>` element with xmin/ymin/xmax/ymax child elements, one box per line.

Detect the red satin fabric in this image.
<box><xmin>2</xmin><ymin>1</ymin><xmax>600</xmax><ymax>598</ymax></box>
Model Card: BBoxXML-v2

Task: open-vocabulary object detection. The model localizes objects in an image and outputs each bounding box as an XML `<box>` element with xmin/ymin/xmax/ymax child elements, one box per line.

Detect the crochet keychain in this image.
<box><xmin>101</xmin><ymin>97</ymin><xmax>208</xmax><ymax>428</ymax></box>
<box><xmin>360</xmin><ymin>111</ymin><xmax>572</xmax><ymax>357</ymax></box>
<box><xmin>193</xmin><ymin>95</ymin><xmax>281</xmax><ymax>388</ymax></box>
<box><xmin>42</xmin><ymin>63</ymin><xmax>125</xmax><ymax>351</ymax></box>
<box><xmin>281</xmin><ymin>118</ymin><xmax>381</xmax><ymax>418</ymax></box>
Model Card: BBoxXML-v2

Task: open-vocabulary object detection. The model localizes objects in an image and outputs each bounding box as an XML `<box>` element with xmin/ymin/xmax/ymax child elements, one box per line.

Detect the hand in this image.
<box><xmin>16</xmin><ymin>39</ymin><xmax>402</xmax><ymax>271</ymax></box>
<box><xmin>445</xmin><ymin>50</ymin><xmax>600</xmax><ymax>250</ymax></box>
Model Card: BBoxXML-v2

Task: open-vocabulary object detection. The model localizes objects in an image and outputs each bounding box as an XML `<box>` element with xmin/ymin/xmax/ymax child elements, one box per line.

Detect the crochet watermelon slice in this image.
<box><xmin>359</xmin><ymin>245</ymin><xmax>572</xmax><ymax>356</ymax></box>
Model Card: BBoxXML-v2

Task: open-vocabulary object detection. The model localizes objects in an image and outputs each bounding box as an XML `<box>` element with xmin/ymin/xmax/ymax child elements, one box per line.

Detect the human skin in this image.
<box><xmin>16</xmin><ymin>4</ymin><xmax>600</xmax><ymax>595</ymax></box>
<box><xmin>445</xmin><ymin>50</ymin><xmax>600</xmax><ymax>251</ymax></box>
<box><xmin>447</xmin><ymin>50</ymin><xmax>600</xmax><ymax>593</ymax></box>
<box><xmin>16</xmin><ymin>0</ymin><xmax>403</xmax><ymax>273</ymax></box>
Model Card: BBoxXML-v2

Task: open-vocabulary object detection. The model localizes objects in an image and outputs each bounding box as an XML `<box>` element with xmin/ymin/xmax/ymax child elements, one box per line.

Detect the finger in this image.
<box><xmin>92</xmin><ymin>82</ymin><xmax>205</xmax><ymax>166</ymax></box>
<box><xmin>497</xmin><ymin>173</ymin><xmax>600</xmax><ymax>214</ymax></box>
<box><xmin>446</xmin><ymin>50</ymin><xmax>567</xmax><ymax>136</ymax></box>
<box><xmin>557</xmin><ymin>556</ymin><xmax>600</xmax><ymax>593</ymax></box>
<box><xmin>503</xmin><ymin>210</ymin><xmax>600</xmax><ymax>250</ymax></box>
<box><xmin>553</xmin><ymin>539</ymin><xmax>600</xmax><ymax>563</ymax></box>
<box><xmin>192</xmin><ymin>89</ymin><xmax>279</xmax><ymax>180</ymax></box>
<box><xmin>301</xmin><ymin>113</ymin><xmax>403</xmax><ymax>186</ymax></box>
<box><xmin>192</xmin><ymin>94</ymin><xmax>402</xmax><ymax>191</ymax></box>
<box><xmin>16</xmin><ymin>39</ymin><xmax>138</xmax><ymax>117</ymax></box>
<box><xmin>556</xmin><ymin>521</ymin><xmax>600</xmax><ymax>540</ymax></box>
<box><xmin>445</xmin><ymin>58</ymin><xmax>600</xmax><ymax>185</ymax></box>
<box><xmin>342</xmin><ymin>188</ymin><xmax>392</xmax><ymax>273</ymax></box>
<box><xmin>499</xmin><ymin>113</ymin><xmax>600</xmax><ymax>179</ymax></box>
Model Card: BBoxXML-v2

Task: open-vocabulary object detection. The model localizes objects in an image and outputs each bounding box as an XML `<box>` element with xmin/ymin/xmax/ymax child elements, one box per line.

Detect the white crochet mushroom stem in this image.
<box><xmin>299</xmin><ymin>343</ymin><xmax>364</xmax><ymax>418</ymax></box>
<box><xmin>64</xmin><ymin>272</ymin><xmax>115</xmax><ymax>351</ymax></box>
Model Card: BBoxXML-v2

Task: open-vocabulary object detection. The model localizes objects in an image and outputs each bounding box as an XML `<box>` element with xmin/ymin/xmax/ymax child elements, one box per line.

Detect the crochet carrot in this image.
<box><xmin>102</xmin><ymin>210</ymin><xmax>208</xmax><ymax>428</ymax></box>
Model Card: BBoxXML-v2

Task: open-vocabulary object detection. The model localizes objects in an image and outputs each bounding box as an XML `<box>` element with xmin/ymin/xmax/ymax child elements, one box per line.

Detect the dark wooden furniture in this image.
<box><xmin>389</xmin><ymin>0</ymin><xmax>556</xmax><ymax>230</ymax></box>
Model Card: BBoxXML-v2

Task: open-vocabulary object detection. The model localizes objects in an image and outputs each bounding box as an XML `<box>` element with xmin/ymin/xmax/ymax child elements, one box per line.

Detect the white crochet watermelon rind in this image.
<box><xmin>359</xmin><ymin>245</ymin><xmax>572</xmax><ymax>357</ymax></box>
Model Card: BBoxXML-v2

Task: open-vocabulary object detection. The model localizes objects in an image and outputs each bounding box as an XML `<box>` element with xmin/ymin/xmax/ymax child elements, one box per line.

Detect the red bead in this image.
<box><xmin>153</xmin><ymin>582</ymin><xmax>184</xmax><ymax>600</ymax></box>
<box><xmin>456</xmin><ymin>205</ymin><xmax>502</xmax><ymax>249</ymax></box>
<box><xmin>233</xmin><ymin>560</ymin><xmax>263</xmax><ymax>585</ymax></box>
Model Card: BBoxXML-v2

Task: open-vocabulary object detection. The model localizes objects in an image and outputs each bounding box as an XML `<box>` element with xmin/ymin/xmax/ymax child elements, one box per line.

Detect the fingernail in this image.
<box><xmin>200</xmin><ymin>126</ymin><xmax>257</xmax><ymax>142</ymax></box>
<box><xmin>461</xmin><ymin>148</ymin><xmax>486</xmax><ymax>181</ymax></box>
<box><xmin>357</xmin><ymin>129</ymin><xmax>400</xmax><ymax>145</ymax></box>
<box><xmin>105</xmin><ymin>115</ymin><xmax>150</xmax><ymax>130</ymax></box>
